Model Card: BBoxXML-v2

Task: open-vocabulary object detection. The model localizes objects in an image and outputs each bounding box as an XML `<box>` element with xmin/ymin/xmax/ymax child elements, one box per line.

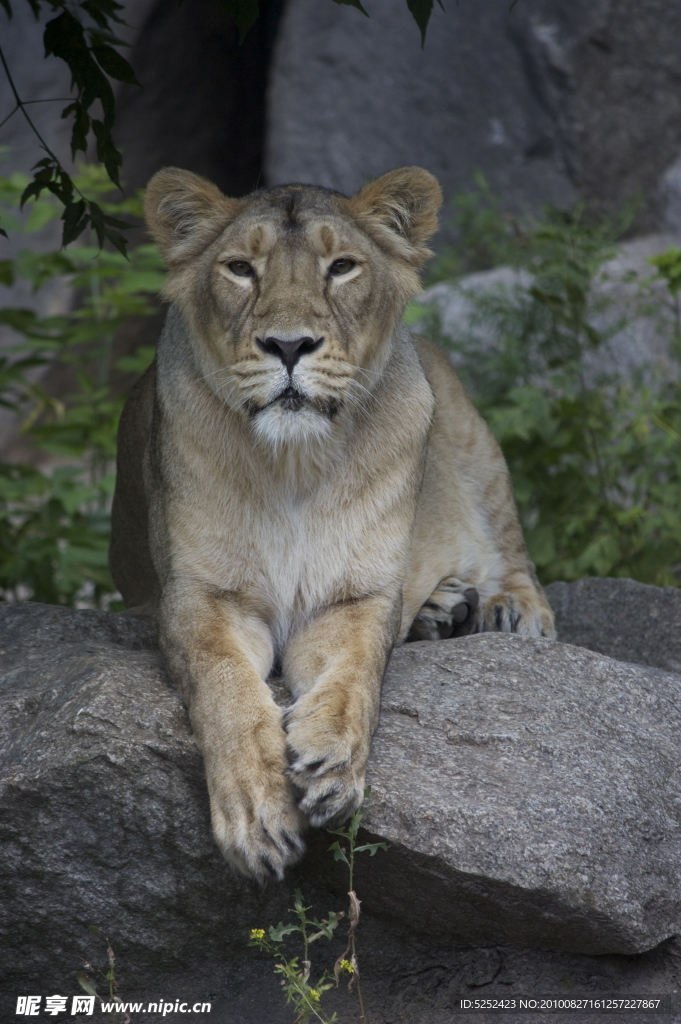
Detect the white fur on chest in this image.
<box><xmin>171</xmin><ymin>456</ymin><xmax>410</xmax><ymax>644</ymax></box>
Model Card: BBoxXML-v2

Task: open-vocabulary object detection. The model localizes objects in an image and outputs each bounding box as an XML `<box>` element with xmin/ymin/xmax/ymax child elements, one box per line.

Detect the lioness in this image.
<box><xmin>110</xmin><ymin>166</ymin><xmax>555</xmax><ymax>881</ymax></box>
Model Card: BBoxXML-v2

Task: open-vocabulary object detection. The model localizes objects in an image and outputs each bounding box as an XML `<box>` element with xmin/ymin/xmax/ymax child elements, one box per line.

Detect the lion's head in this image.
<box><xmin>145</xmin><ymin>167</ymin><xmax>442</xmax><ymax>448</ymax></box>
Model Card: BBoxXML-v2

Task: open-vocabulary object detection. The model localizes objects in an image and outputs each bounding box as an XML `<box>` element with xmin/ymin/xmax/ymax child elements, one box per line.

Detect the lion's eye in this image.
<box><xmin>328</xmin><ymin>258</ymin><xmax>356</xmax><ymax>277</ymax></box>
<box><xmin>227</xmin><ymin>260</ymin><xmax>254</xmax><ymax>277</ymax></box>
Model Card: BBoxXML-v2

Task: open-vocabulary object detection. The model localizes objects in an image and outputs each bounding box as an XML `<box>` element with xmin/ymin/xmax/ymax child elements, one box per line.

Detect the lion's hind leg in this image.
<box><xmin>407</xmin><ymin>577</ymin><xmax>480</xmax><ymax>642</ymax></box>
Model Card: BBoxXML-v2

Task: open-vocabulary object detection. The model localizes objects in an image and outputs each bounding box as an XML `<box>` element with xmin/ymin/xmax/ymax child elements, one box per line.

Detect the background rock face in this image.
<box><xmin>266</xmin><ymin>0</ymin><xmax>575</xmax><ymax>215</ymax></box>
<box><xmin>266</xmin><ymin>0</ymin><xmax>681</xmax><ymax>230</ymax></box>
<box><xmin>1</xmin><ymin>582</ymin><xmax>681</xmax><ymax>1022</ymax></box>
<box><xmin>5</xmin><ymin>0</ymin><xmax>681</xmax><ymax>222</ymax></box>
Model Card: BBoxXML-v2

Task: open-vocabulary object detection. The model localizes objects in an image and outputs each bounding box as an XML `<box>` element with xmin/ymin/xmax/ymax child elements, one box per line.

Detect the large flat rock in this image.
<box><xmin>363</xmin><ymin>634</ymin><xmax>681</xmax><ymax>954</ymax></box>
<box><xmin>1</xmin><ymin>590</ymin><xmax>680</xmax><ymax>1001</ymax></box>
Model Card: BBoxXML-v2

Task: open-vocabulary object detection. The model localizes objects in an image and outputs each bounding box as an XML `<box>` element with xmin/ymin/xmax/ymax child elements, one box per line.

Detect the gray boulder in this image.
<box><xmin>414</xmin><ymin>234</ymin><xmax>681</xmax><ymax>383</ymax></box>
<box><xmin>362</xmin><ymin>634</ymin><xmax>681</xmax><ymax>955</ymax></box>
<box><xmin>2</xmin><ymin>583</ymin><xmax>681</xmax><ymax>1015</ymax></box>
<box><xmin>546</xmin><ymin>576</ymin><xmax>681</xmax><ymax>675</ymax></box>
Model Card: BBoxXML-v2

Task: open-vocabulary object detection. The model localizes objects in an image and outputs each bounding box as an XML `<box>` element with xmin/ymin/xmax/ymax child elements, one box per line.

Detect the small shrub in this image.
<box><xmin>0</xmin><ymin>163</ymin><xmax>161</xmax><ymax>606</ymax></box>
<box><xmin>249</xmin><ymin>791</ymin><xmax>386</xmax><ymax>1023</ymax></box>
<box><xmin>418</xmin><ymin>196</ymin><xmax>681</xmax><ymax>587</ymax></box>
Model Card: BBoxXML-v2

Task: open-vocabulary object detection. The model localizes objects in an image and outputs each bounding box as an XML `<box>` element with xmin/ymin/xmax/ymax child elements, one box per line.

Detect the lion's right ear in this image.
<box><xmin>144</xmin><ymin>168</ymin><xmax>243</xmax><ymax>265</ymax></box>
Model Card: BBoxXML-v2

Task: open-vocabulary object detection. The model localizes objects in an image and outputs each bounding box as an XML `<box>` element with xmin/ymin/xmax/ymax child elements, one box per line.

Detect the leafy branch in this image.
<box><xmin>0</xmin><ymin>0</ymin><xmax>142</xmax><ymax>250</ymax></box>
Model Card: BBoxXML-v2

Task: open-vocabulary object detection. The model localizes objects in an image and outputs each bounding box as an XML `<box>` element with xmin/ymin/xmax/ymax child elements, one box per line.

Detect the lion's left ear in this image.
<box><xmin>346</xmin><ymin>167</ymin><xmax>443</xmax><ymax>266</ymax></box>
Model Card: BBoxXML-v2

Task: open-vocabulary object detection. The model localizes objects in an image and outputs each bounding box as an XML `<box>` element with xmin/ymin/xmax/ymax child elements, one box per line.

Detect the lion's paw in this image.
<box><xmin>284</xmin><ymin>700</ymin><xmax>365</xmax><ymax>829</ymax></box>
<box><xmin>408</xmin><ymin>577</ymin><xmax>480</xmax><ymax>641</ymax></box>
<box><xmin>474</xmin><ymin>591</ymin><xmax>555</xmax><ymax>638</ymax></box>
<box><xmin>205</xmin><ymin>721</ymin><xmax>306</xmax><ymax>883</ymax></box>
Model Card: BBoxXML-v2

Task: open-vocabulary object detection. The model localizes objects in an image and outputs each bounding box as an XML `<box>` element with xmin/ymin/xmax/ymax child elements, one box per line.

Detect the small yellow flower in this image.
<box><xmin>339</xmin><ymin>959</ymin><xmax>354</xmax><ymax>974</ymax></box>
<box><xmin>249</xmin><ymin>928</ymin><xmax>266</xmax><ymax>940</ymax></box>
<box><xmin>308</xmin><ymin>989</ymin><xmax>321</xmax><ymax>1002</ymax></box>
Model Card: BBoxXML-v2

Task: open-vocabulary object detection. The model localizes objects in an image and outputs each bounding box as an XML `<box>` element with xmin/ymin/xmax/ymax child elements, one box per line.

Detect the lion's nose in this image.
<box><xmin>256</xmin><ymin>335</ymin><xmax>324</xmax><ymax>374</ymax></box>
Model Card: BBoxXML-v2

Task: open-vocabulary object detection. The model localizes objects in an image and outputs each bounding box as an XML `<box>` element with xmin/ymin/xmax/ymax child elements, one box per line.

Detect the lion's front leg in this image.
<box><xmin>160</xmin><ymin>590</ymin><xmax>305</xmax><ymax>882</ymax></box>
<box><xmin>283</xmin><ymin>592</ymin><xmax>400</xmax><ymax>828</ymax></box>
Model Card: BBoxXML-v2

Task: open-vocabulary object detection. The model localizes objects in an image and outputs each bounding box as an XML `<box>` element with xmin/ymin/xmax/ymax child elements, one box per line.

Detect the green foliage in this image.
<box><xmin>648</xmin><ymin>246</ymin><xmax>681</xmax><ymax>296</ymax></box>
<box><xmin>0</xmin><ymin>163</ymin><xmax>161</xmax><ymax>606</ymax></box>
<box><xmin>420</xmin><ymin>191</ymin><xmax>681</xmax><ymax>587</ymax></box>
<box><xmin>648</xmin><ymin>246</ymin><xmax>681</xmax><ymax>345</ymax></box>
<box><xmin>426</xmin><ymin>171</ymin><xmax>531</xmax><ymax>281</ymax></box>
<box><xmin>250</xmin><ymin>789</ymin><xmax>386</xmax><ymax>1023</ymax></box>
<box><xmin>406</xmin><ymin>0</ymin><xmax>445</xmax><ymax>47</ymax></box>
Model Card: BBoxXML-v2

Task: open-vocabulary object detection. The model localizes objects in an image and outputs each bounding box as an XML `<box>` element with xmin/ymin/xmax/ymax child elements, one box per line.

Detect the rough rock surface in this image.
<box><xmin>266</xmin><ymin>0</ymin><xmax>681</xmax><ymax>230</ymax></box>
<box><xmin>546</xmin><ymin>577</ymin><xmax>681</xmax><ymax>675</ymax></box>
<box><xmin>266</xmin><ymin>0</ymin><xmax>575</xmax><ymax>215</ymax></box>
<box><xmin>1</xmin><ymin>585</ymin><xmax>681</xmax><ymax>1022</ymax></box>
<box><xmin>361</xmin><ymin>635</ymin><xmax>681</xmax><ymax>955</ymax></box>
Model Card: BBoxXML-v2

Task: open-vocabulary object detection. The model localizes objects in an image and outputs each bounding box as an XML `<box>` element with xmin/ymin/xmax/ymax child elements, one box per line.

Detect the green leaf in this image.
<box><xmin>76</xmin><ymin>973</ymin><xmax>99</xmax><ymax>999</ymax></box>
<box><xmin>219</xmin><ymin>0</ymin><xmax>260</xmax><ymax>41</ymax></box>
<box><xmin>327</xmin><ymin>840</ymin><xmax>349</xmax><ymax>866</ymax></box>
<box><xmin>62</xmin><ymin>102</ymin><xmax>91</xmax><ymax>158</ymax></box>
<box><xmin>61</xmin><ymin>200</ymin><xmax>88</xmax><ymax>247</ymax></box>
<box><xmin>91</xmin><ymin>43</ymin><xmax>141</xmax><ymax>86</ymax></box>
<box><xmin>81</xmin><ymin>0</ymin><xmax>126</xmax><ymax>29</ymax></box>
<box><xmin>0</xmin><ymin>260</ymin><xmax>13</xmax><ymax>285</ymax></box>
<box><xmin>268</xmin><ymin>921</ymin><xmax>300</xmax><ymax>942</ymax></box>
<box><xmin>330</xmin><ymin>0</ymin><xmax>369</xmax><ymax>16</ymax></box>
<box><xmin>407</xmin><ymin>0</ymin><xmax>434</xmax><ymax>45</ymax></box>
<box><xmin>44</xmin><ymin>11</ymin><xmax>116</xmax><ymax>127</ymax></box>
<box><xmin>91</xmin><ymin>119</ymin><xmax>122</xmax><ymax>187</ymax></box>
<box><xmin>354</xmin><ymin>842</ymin><xmax>388</xmax><ymax>856</ymax></box>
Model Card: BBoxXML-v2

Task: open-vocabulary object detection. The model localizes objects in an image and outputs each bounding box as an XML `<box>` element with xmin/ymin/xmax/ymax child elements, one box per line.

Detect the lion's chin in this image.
<box><xmin>251</xmin><ymin>402</ymin><xmax>334</xmax><ymax>450</ymax></box>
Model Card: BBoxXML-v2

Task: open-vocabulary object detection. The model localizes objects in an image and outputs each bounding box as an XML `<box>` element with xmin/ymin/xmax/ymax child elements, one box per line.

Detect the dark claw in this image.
<box><xmin>259</xmin><ymin>854</ymin><xmax>281</xmax><ymax>880</ymax></box>
<box><xmin>452</xmin><ymin>602</ymin><xmax>469</xmax><ymax>624</ymax></box>
<box><xmin>308</xmin><ymin>784</ymin><xmax>343</xmax><ymax>812</ymax></box>
<box><xmin>282</xmin><ymin>831</ymin><xmax>304</xmax><ymax>854</ymax></box>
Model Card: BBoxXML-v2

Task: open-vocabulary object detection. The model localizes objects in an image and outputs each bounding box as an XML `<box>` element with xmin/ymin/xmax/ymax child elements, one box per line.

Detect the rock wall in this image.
<box><xmin>4</xmin><ymin>0</ymin><xmax>681</xmax><ymax>222</ymax></box>
<box><xmin>266</xmin><ymin>0</ymin><xmax>681</xmax><ymax>231</ymax></box>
